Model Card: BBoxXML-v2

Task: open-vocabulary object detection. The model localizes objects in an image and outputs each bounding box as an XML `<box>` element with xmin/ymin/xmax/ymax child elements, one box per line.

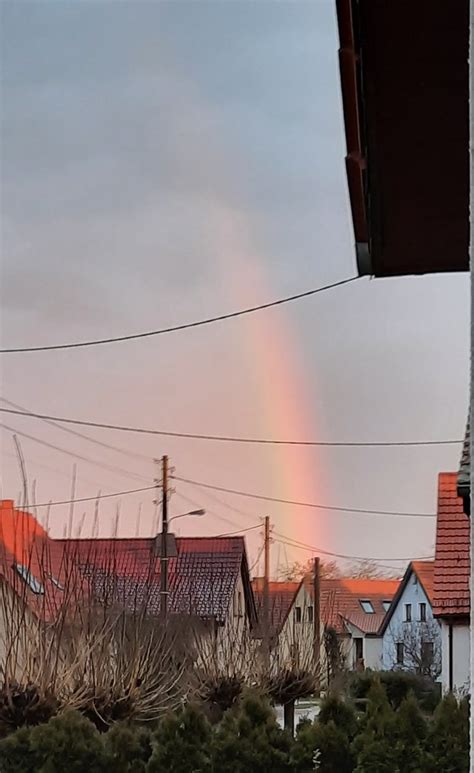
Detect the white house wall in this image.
<box><xmin>344</xmin><ymin>621</ymin><xmax>382</xmax><ymax>670</ymax></box>
<box><xmin>440</xmin><ymin>620</ymin><xmax>470</xmax><ymax>695</ymax></box>
<box><xmin>382</xmin><ymin>572</ymin><xmax>440</xmax><ymax>673</ymax></box>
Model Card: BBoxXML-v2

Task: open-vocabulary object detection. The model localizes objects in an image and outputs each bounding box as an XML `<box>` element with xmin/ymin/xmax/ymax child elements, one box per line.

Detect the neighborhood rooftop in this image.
<box><xmin>433</xmin><ymin>473</ymin><xmax>470</xmax><ymax>618</ymax></box>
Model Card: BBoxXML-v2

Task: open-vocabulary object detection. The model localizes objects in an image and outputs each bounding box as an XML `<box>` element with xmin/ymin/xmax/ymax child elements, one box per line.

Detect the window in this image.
<box><xmin>382</xmin><ymin>600</ymin><xmax>391</xmax><ymax>612</ymax></box>
<box><xmin>404</xmin><ymin>603</ymin><xmax>412</xmax><ymax>622</ymax></box>
<box><xmin>295</xmin><ymin>606</ymin><xmax>302</xmax><ymax>623</ymax></box>
<box><xmin>360</xmin><ymin>600</ymin><xmax>375</xmax><ymax>614</ymax></box>
<box><xmin>419</xmin><ymin>603</ymin><xmax>427</xmax><ymax>622</ymax></box>
<box><xmin>14</xmin><ymin>564</ymin><xmax>44</xmax><ymax>595</ymax></box>
<box><xmin>396</xmin><ymin>642</ymin><xmax>404</xmax><ymax>665</ymax></box>
<box><xmin>421</xmin><ymin>641</ymin><xmax>434</xmax><ymax>668</ymax></box>
<box><xmin>307</xmin><ymin>605</ymin><xmax>314</xmax><ymax>623</ymax></box>
<box><xmin>353</xmin><ymin>637</ymin><xmax>363</xmax><ymax>668</ymax></box>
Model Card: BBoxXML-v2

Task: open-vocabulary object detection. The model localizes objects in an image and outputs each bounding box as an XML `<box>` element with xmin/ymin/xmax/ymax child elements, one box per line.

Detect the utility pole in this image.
<box><xmin>313</xmin><ymin>556</ymin><xmax>321</xmax><ymax>693</ymax></box>
<box><xmin>263</xmin><ymin>516</ymin><xmax>270</xmax><ymax>650</ymax></box>
<box><xmin>160</xmin><ymin>454</ymin><xmax>169</xmax><ymax>622</ymax></box>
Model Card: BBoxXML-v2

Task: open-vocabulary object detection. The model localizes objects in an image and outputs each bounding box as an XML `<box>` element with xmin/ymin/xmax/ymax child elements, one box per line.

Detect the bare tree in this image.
<box><xmin>388</xmin><ymin>620</ymin><xmax>441</xmax><ymax>679</ymax></box>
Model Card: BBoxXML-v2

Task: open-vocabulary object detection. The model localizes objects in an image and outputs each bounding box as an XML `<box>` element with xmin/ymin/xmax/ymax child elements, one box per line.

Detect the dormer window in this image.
<box><xmin>14</xmin><ymin>564</ymin><xmax>44</xmax><ymax>595</ymax></box>
<box><xmin>360</xmin><ymin>600</ymin><xmax>374</xmax><ymax>614</ymax></box>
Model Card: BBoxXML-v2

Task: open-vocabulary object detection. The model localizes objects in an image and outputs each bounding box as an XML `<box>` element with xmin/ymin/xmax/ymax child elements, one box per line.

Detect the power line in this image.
<box><xmin>0</xmin><ymin>276</ymin><xmax>358</xmax><ymax>353</ymax></box>
<box><xmin>273</xmin><ymin>532</ymin><xmax>434</xmax><ymax>563</ymax></box>
<box><xmin>0</xmin><ymin>397</ymin><xmax>152</xmax><ymax>463</ymax></box>
<box><xmin>0</xmin><ymin>408</ymin><xmax>462</xmax><ymax>449</ymax></box>
<box><xmin>17</xmin><ymin>485</ymin><xmax>156</xmax><ymax>510</ymax></box>
<box><xmin>216</xmin><ymin>524</ymin><xmax>262</xmax><ymax>538</ymax></box>
<box><xmin>173</xmin><ymin>490</ymin><xmax>255</xmax><ymax>532</ymax></box>
<box><xmin>174</xmin><ymin>475</ymin><xmax>436</xmax><ymax>518</ymax></box>
<box><xmin>0</xmin><ymin>423</ymin><xmax>150</xmax><ymax>484</ymax></box>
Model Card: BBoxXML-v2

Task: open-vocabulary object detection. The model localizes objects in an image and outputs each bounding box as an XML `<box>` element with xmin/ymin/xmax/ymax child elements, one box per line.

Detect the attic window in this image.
<box><xmin>382</xmin><ymin>601</ymin><xmax>391</xmax><ymax>612</ymax></box>
<box><xmin>14</xmin><ymin>564</ymin><xmax>44</xmax><ymax>595</ymax></box>
<box><xmin>360</xmin><ymin>600</ymin><xmax>374</xmax><ymax>614</ymax></box>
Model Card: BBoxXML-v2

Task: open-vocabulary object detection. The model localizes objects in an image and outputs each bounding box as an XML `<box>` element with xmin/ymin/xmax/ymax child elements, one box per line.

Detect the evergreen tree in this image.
<box><xmin>23</xmin><ymin>711</ymin><xmax>107</xmax><ymax>773</ymax></box>
<box><xmin>318</xmin><ymin>693</ymin><xmax>358</xmax><ymax>739</ymax></box>
<box><xmin>392</xmin><ymin>692</ymin><xmax>427</xmax><ymax>773</ymax></box>
<box><xmin>104</xmin><ymin>723</ymin><xmax>152</xmax><ymax>772</ymax></box>
<box><xmin>424</xmin><ymin>693</ymin><xmax>469</xmax><ymax>773</ymax></box>
<box><xmin>352</xmin><ymin>679</ymin><xmax>398</xmax><ymax>773</ymax></box>
<box><xmin>212</xmin><ymin>690</ymin><xmax>293</xmax><ymax>773</ymax></box>
<box><xmin>292</xmin><ymin>718</ymin><xmax>355</xmax><ymax>773</ymax></box>
<box><xmin>0</xmin><ymin>725</ymin><xmax>39</xmax><ymax>773</ymax></box>
<box><xmin>147</xmin><ymin>703</ymin><xmax>212</xmax><ymax>773</ymax></box>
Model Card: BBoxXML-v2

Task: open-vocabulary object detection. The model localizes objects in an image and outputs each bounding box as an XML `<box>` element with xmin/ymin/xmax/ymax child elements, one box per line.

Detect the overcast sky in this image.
<box><xmin>0</xmin><ymin>0</ymin><xmax>469</xmax><ymax>575</ymax></box>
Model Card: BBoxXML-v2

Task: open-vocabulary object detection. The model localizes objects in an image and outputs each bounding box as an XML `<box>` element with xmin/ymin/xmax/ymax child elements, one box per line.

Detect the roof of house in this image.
<box><xmin>379</xmin><ymin>561</ymin><xmax>434</xmax><ymax>635</ymax></box>
<box><xmin>304</xmin><ymin>576</ymin><xmax>399</xmax><ymax>636</ymax></box>
<box><xmin>54</xmin><ymin>535</ymin><xmax>257</xmax><ymax>626</ymax></box>
<box><xmin>0</xmin><ymin>500</ymin><xmax>72</xmax><ymax>621</ymax></box>
<box><xmin>433</xmin><ymin>473</ymin><xmax>470</xmax><ymax>618</ymax></box>
<box><xmin>335</xmin><ymin>0</ymin><xmax>469</xmax><ymax>277</ymax></box>
<box><xmin>252</xmin><ymin>579</ymin><xmax>300</xmax><ymax>638</ymax></box>
<box><xmin>458</xmin><ymin>420</ymin><xmax>470</xmax><ymax>507</ymax></box>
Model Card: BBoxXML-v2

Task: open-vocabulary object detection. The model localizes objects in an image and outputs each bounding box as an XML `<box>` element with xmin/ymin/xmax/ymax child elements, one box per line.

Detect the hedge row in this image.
<box><xmin>0</xmin><ymin>683</ymin><xmax>469</xmax><ymax>772</ymax></box>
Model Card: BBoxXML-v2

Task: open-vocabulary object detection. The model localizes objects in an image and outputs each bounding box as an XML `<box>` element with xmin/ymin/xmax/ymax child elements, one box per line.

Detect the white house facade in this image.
<box><xmin>380</xmin><ymin>561</ymin><xmax>440</xmax><ymax>678</ymax></box>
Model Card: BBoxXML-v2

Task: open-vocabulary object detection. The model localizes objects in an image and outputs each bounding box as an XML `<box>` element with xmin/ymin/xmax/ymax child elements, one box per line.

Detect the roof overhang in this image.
<box><xmin>336</xmin><ymin>0</ymin><xmax>469</xmax><ymax>277</ymax></box>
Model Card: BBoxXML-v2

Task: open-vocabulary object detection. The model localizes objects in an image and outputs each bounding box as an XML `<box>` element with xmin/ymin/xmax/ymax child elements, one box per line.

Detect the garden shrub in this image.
<box><xmin>423</xmin><ymin>693</ymin><xmax>469</xmax><ymax>773</ymax></box>
<box><xmin>349</xmin><ymin>669</ymin><xmax>440</xmax><ymax>711</ymax></box>
<box><xmin>352</xmin><ymin>679</ymin><xmax>399</xmax><ymax>773</ymax></box>
<box><xmin>292</xmin><ymin>718</ymin><xmax>355</xmax><ymax>772</ymax></box>
<box><xmin>212</xmin><ymin>690</ymin><xmax>293</xmax><ymax>773</ymax></box>
<box><xmin>103</xmin><ymin>722</ymin><xmax>152</xmax><ymax>772</ymax></box>
<box><xmin>391</xmin><ymin>691</ymin><xmax>428</xmax><ymax>772</ymax></box>
<box><xmin>147</xmin><ymin>703</ymin><xmax>212</xmax><ymax>773</ymax></box>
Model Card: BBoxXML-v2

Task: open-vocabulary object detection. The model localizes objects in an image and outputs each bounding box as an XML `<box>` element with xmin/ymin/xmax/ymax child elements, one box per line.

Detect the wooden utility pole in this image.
<box><xmin>160</xmin><ymin>454</ymin><xmax>169</xmax><ymax>622</ymax></box>
<box><xmin>262</xmin><ymin>516</ymin><xmax>270</xmax><ymax>651</ymax></box>
<box><xmin>313</xmin><ymin>556</ymin><xmax>321</xmax><ymax>692</ymax></box>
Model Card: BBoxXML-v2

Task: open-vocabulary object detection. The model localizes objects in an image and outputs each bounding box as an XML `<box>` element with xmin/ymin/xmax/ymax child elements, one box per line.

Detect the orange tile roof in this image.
<box><xmin>433</xmin><ymin>472</ymin><xmax>470</xmax><ymax>617</ymax></box>
<box><xmin>252</xmin><ymin>579</ymin><xmax>300</xmax><ymax>636</ymax></box>
<box><xmin>317</xmin><ymin>577</ymin><xmax>400</xmax><ymax>635</ymax></box>
<box><xmin>411</xmin><ymin>560</ymin><xmax>434</xmax><ymax>604</ymax></box>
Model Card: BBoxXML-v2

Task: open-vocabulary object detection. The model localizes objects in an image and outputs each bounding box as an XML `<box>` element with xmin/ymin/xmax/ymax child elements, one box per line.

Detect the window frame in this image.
<box><xmin>404</xmin><ymin>603</ymin><xmax>412</xmax><ymax>622</ymax></box>
<box><xmin>359</xmin><ymin>599</ymin><xmax>375</xmax><ymax>614</ymax></box>
<box><xmin>294</xmin><ymin>605</ymin><xmax>302</xmax><ymax>623</ymax></box>
<box><xmin>396</xmin><ymin>642</ymin><xmax>404</xmax><ymax>665</ymax></box>
<box><xmin>419</xmin><ymin>602</ymin><xmax>427</xmax><ymax>622</ymax></box>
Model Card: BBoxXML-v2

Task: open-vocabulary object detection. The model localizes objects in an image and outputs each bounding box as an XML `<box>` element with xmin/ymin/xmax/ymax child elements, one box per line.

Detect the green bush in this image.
<box><xmin>292</xmin><ymin>718</ymin><xmax>355</xmax><ymax>773</ymax></box>
<box><xmin>147</xmin><ymin>703</ymin><xmax>212</xmax><ymax>773</ymax></box>
<box><xmin>392</xmin><ymin>691</ymin><xmax>428</xmax><ymax>772</ymax></box>
<box><xmin>212</xmin><ymin>690</ymin><xmax>293</xmax><ymax>773</ymax></box>
<box><xmin>0</xmin><ymin>710</ymin><xmax>108</xmax><ymax>773</ymax></box>
<box><xmin>349</xmin><ymin>669</ymin><xmax>440</xmax><ymax>711</ymax></box>
<box><xmin>423</xmin><ymin>693</ymin><xmax>469</xmax><ymax>773</ymax></box>
<box><xmin>103</xmin><ymin>722</ymin><xmax>152</xmax><ymax>772</ymax></box>
<box><xmin>352</xmin><ymin>679</ymin><xmax>399</xmax><ymax>773</ymax></box>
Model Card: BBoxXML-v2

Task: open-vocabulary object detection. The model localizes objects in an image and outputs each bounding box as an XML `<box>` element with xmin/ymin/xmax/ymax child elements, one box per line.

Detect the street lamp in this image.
<box><xmin>168</xmin><ymin>508</ymin><xmax>205</xmax><ymax>526</ymax></box>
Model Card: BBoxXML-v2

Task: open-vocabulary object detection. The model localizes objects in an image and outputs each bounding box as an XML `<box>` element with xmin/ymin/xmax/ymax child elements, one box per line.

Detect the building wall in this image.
<box><xmin>440</xmin><ymin>619</ymin><xmax>470</xmax><ymax>695</ymax></box>
<box><xmin>364</xmin><ymin>636</ymin><xmax>383</xmax><ymax>670</ymax></box>
<box><xmin>345</xmin><ymin>621</ymin><xmax>382</xmax><ymax>670</ymax></box>
<box><xmin>382</xmin><ymin>572</ymin><xmax>440</xmax><ymax>674</ymax></box>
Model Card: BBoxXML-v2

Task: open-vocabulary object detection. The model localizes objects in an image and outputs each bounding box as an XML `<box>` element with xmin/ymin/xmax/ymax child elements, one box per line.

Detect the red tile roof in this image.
<box><xmin>318</xmin><ymin>577</ymin><xmax>400</xmax><ymax>635</ymax></box>
<box><xmin>411</xmin><ymin>561</ymin><xmax>434</xmax><ymax>604</ymax></box>
<box><xmin>379</xmin><ymin>561</ymin><xmax>434</xmax><ymax>635</ymax></box>
<box><xmin>0</xmin><ymin>500</ymin><xmax>75</xmax><ymax>621</ymax></box>
<box><xmin>54</xmin><ymin>535</ymin><xmax>256</xmax><ymax>625</ymax></box>
<box><xmin>433</xmin><ymin>472</ymin><xmax>470</xmax><ymax>617</ymax></box>
<box><xmin>252</xmin><ymin>579</ymin><xmax>299</xmax><ymax>637</ymax></box>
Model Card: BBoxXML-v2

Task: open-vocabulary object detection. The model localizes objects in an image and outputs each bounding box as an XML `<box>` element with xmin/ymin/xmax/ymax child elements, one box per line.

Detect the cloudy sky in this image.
<box><xmin>0</xmin><ymin>0</ymin><xmax>469</xmax><ymax>575</ymax></box>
